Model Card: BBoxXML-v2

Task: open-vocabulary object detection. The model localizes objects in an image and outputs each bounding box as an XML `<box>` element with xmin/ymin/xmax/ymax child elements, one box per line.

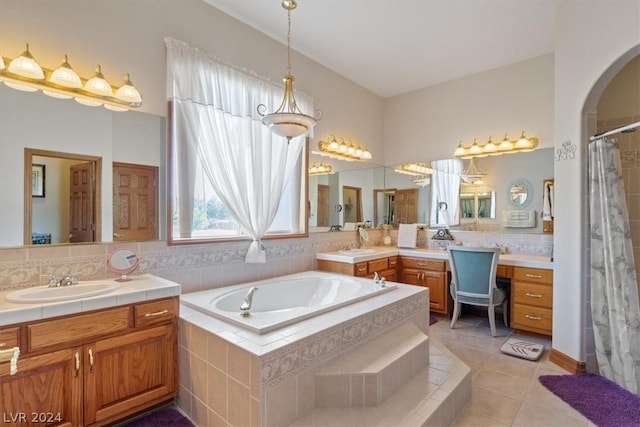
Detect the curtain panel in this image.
<box><xmin>165</xmin><ymin>38</ymin><xmax>311</xmax><ymax>262</ymax></box>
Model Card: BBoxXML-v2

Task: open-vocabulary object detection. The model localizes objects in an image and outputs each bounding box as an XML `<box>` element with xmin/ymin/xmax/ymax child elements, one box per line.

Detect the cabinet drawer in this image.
<box><xmin>513</xmin><ymin>267</ymin><xmax>553</xmax><ymax>284</ymax></box>
<box><xmin>28</xmin><ymin>307</ymin><xmax>130</xmax><ymax>351</ymax></box>
<box><xmin>354</xmin><ymin>262</ymin><xmax>369</xmax><ymax>277</ymax></box>
<box><xmin>388</xmin><ymin>256</ymin><xmax>398</xmax><ymax>268</ymax></box>
<box><xmin>135</xmin><ymin>298</ymin><xmax>178</xmax><ymax>327</ymax></box>
<box><xmin>513</xmin><ymin>303</ymin><xmax>552</xmax><ymax>333</ymax></box>
<box><xmin>400</xmin><ymin>257</ymin><xmax>446</xmax><ymax>272</ymax></box>
<box><xmin>368</xmin><ymin>258</ymin><xmax>388</xmax><ymax>273</ymax></box>
<box><xmin>0</xmin><ymin>327</ymin><xmax>20</xmax><ymax>352</ymax></box>
<box><xmin>513</xmin><ymin>282</ymin><xmax>553</xmax><ymax>308</ymax></box>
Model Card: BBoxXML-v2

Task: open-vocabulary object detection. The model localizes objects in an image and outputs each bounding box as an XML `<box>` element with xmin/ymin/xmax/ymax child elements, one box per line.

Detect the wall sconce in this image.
<box><xmin>394</xmin><ymin>162</ymin><xmax>433</xmax><ymax>176</ymax></box>
<box><xmin>308</xmin><ymin>162</ymin><xmax>333</xmax><ymax>176</ymax></box>
<box><xmin>313</xmin><ymin>135</ymin><xmax>372</xmax><ymax>161</ymax></box>
<box><xmin>454</xmin><ymin>131</ymin><xmax>538</xmax><ymax>159</ymax></box>
<box><xmin>0</xmin><ymin>43</ymin><xmax>142</xmax><ymax>111</ymax></box>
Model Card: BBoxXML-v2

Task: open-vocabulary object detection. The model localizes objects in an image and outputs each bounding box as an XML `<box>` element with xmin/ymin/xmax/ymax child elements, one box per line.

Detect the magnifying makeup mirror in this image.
<box><xmin>107</xmin><ymin>248</ymin><xmax>139</xmax><ymax>282</ymax></box>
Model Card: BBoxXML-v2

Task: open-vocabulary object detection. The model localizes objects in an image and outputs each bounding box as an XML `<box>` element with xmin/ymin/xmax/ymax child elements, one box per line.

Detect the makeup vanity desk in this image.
<box><xmin>316</xmin><ymin>247</ymin><xmax>554</xmax><ymax>336</ymax></box>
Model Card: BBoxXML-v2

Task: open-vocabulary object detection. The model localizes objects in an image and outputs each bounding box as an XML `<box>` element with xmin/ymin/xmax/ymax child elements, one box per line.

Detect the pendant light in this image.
<box><xmin>257</xmin><ymin>0</ymin><xmax>321</xmax><ymax>142</ymax></box>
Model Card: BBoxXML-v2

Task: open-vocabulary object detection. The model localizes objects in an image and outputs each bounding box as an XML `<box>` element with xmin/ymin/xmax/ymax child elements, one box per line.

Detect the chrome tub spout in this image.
<box><xmin>240</xmin><ymin>287</ymin><xmax>258</xmax><ymax>317</ymax></box>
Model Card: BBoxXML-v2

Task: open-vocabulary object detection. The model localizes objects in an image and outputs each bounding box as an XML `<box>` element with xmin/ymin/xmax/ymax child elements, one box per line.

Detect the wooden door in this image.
<box><xmin>394</xmin><ymin>189</ymin><xmax>419</xmax><ymax>225</ymax></box>
<box><xmin>69</xmin><ymin>162</ymin><xmax>95</xmax><ymax>243</ymax></box>
<box><xmin>84</xmin><ymin>324</ymin><xmax>176</xmax><ymax>425</ymax></box>
<box><xmin>0</xmin><ymin>348</ymin><xmax>83</xmax><ymax>427</ymax></box>
<box><xmin>113</xmin><ymin>163</ymin><xmax>158</xmax><ymax>242</ymax></box>
<box><xmin>343</xmin><ymin>186</ymin><xmax>362</xmax><ymax>223</ymax></box>
<box><xmin>317</xmin><ymin>184</ymin><xmax>329</xmax><ymax>227</ymax></box>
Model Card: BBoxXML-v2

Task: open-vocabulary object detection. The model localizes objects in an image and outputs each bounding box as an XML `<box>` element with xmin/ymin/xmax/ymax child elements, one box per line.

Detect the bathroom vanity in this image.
<box><xmin>316</xmin><ymin>247</ymin><xmax>554</xmax><ymax>334</ymax></box>
<box><xmin>0</xmin><ymin>275</ymin><xmax>181</xmax><ymax>426</ymax></box>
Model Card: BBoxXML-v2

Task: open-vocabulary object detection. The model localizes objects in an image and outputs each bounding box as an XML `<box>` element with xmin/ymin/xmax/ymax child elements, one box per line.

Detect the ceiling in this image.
<box><xmin>205</xmin><ymin>0</ymin><xmax>557</xmax><ymax>98</ymax></box>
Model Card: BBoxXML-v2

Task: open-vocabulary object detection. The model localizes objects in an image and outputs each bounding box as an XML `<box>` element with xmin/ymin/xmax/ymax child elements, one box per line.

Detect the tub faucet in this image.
<box><xmin>373</xmin><ymin>272</ymin><xmax>386</xmax><ymax>288</ymax></box>
<box><xmin>240</xmin><ymin>287</ymin><xmax>258</xmax><ymax>317</ymax></box>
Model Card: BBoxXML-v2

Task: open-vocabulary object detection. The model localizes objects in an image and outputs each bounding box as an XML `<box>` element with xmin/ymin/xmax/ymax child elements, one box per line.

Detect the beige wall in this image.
<box><xmin>384</xmin><ymin>54</ymin><xmax>555</xmax><ymax>164</ymax></box>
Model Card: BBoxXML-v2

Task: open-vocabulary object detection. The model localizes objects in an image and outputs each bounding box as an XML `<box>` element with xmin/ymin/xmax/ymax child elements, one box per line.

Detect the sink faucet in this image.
<box><xmin>373</xmin><ymin>272</ymin><xmax>386</xmax><ymax>288</ymax></box>
<box><xmin>58</xmin><ymin>274</ymin><xmax>79</xmax><ymax>287</ymax></box>
<box><xmin>240</xmin><ymin>287</ymin><xmax>258</xmax><ymax>317</ymax></box>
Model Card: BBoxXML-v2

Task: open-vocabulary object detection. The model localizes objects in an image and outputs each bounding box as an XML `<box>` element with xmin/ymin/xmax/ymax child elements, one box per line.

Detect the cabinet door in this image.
<box><xmin>0</xmin><ymin>348</ymin><xmax>82</xmax><ymax>427</ymax></box>
<box><xmin>84</xmin><ymin>324</ymin><xmax>177</xmax><ymax>425</ymax></box>
<box><xmin>399</xmin><ymin>268</ymin><xmax>421</xmax><ymax>286</ymax></box>
<box><xmin>422</xmin><ymin>271</ymin><xmax>447</xmax><ymax>314</ymax></box>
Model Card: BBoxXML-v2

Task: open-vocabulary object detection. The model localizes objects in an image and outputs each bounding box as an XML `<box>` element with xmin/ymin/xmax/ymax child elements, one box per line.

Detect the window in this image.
<box><xmin>165</xmin><ymin>38</ymin><xmax>309</xmax><ymax>252</ymax></box>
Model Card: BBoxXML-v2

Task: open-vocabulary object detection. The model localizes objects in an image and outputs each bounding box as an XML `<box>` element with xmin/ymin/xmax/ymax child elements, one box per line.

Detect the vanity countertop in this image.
<box><xmin>316</xmin><ymin>246</ymin><xmax>553</xmax><ymax>270</ymax></box>
<box><xmin>0</xmin><ymin>274</ymin><xmax>181</xmax><ymax>327</ymax></box>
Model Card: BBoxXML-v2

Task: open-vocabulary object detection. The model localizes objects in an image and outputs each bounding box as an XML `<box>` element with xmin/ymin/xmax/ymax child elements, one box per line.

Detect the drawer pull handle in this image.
<box><xmin>75</xmin><ymin>352</ymin><xmax>80</xmax><ymax>377</ymax></box>
<box><xmin>525</xmin><ymin>274</ymin><xmax>543</xmax><ymax>279</ymax></box>
<box><xmin>525</xmin><ymin>314</ymin><xmax>542</xmax><ymax>321</ymax></box>
<box><xmin>88</xmin><ymin>348</ymin><xmax>94</xmax><ymax>372</ymax></box>
<box><xmin>525</xmin><ymin>292</ymin><xmax>543</xmax><ymax>298</ymax></box>
<box><xmin>417</xmin><ymin>262</ymin><xmax>428</xmax><ymax>267</ymax></box>
<box><xmin>0</xmin><ymin>342</ymin><xmax>6</xmax><ymax>348</ymax></box>
<box><xmin>144</xmin><ymin>309</ymin><xmax>169</xmax><ymax>317</ymax></box>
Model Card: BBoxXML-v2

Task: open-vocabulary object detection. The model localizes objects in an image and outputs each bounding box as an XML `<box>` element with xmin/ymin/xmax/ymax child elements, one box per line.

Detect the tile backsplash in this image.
<box><xmin>0</xmin><ymin>228</ymin><xmax>553</xmax><ymax>292</ymax></box>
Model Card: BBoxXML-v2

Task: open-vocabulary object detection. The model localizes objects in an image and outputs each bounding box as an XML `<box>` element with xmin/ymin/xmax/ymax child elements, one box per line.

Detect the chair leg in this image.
<box><xmin>488</xmin><ymin>305</ymin><xmax>497</xmax><ymax>337</ymax></box>
<box><xmin>502</xmin><ymin>300</ymin><xmax>509</xmax><ymax>328</ymax></box>
<box><xmin>450</xmin><ymin>301</ymin><xmax>461</xmax><ymax>329</ymax></box>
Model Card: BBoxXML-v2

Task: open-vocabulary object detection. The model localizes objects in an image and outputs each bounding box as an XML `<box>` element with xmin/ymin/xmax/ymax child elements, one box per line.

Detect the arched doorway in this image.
<box><xmin>581</xmin><ymin>45</ymin><xmax>640</xmax><ymax>373</ymax></box>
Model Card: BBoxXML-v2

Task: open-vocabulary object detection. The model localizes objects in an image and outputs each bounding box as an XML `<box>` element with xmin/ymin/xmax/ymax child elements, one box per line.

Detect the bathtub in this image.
<box><xmin>180</xmin><ymin>271</ymin><xmax>397</xmax><ymax>334</ymax></box>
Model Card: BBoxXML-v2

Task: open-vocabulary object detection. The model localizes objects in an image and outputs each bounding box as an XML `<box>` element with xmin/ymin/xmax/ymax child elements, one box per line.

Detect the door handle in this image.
<box><xmin>75</xmin><ymin>352</ymin><xmax>80</xmax><ymax>377</ymax></box>
<box><xmin>88</xmin><ymin>348</ymin><xmax>94</xmax><ymax>372</ymax></box>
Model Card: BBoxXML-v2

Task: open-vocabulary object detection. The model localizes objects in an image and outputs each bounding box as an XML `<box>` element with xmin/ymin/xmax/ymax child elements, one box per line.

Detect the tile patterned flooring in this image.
<box><xmin>432</xmin><ymin>314</ymin><xmax>595</xmax><ymax>427</ymax></box>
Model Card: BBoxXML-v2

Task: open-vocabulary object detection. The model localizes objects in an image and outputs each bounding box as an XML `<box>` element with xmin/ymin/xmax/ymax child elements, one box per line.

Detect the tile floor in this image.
<box><xmin>432</xmin><ymin>313</ymin><xmax>595</xmax><ymax>427</ymax></box>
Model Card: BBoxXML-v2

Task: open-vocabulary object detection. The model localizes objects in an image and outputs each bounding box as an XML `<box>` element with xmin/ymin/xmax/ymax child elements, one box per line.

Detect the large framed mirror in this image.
<box><xmin>0</xmin><ymin>86</ymin><xmax>165</xmax><ymax>248</ymax></box>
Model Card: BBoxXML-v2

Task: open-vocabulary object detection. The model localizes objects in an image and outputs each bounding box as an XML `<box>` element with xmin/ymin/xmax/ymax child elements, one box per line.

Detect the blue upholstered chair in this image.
<box><xmin>447</xmin><ymin>246</ymin><xmax>508</xmax><ymax>337</ymax></box>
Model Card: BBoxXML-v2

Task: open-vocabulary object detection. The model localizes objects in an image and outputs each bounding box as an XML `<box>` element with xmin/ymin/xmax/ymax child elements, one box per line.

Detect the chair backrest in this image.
<box><xmin>447</xmin><ymin>246</ymin><xmax>501</xmax><ymax>300</ymax></box>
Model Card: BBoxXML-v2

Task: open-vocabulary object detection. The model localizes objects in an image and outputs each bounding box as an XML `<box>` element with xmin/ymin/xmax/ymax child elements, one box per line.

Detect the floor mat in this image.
<box><xmin>539</xmin><ymin>373</ymin><xmax>640</xmax><ymax>427</ymax></box>
<box><xmin>120</xmin><ymin>408</ymin><xmax>193</xmax><ymax>427</ymax></box>
<box><xmin>499</xmin><ymin>338</ymin><xmax>544</xmax><ymax>361</ymax></box>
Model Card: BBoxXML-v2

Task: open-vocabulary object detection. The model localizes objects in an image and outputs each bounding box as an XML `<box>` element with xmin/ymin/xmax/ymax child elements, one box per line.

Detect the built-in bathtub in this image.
<box><xmin>180</xmin><ymin>271</ymin><xmax>396</xmax><ymax>334</ymax></box>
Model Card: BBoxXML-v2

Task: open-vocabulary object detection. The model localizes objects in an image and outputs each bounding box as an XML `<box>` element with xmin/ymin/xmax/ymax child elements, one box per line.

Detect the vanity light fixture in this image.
<box><xmin>308</xmin><ymin>162</ymin><xmax>333</xmax><ymax>176</ymax></box>
<box><xmin>257</xmin><ymin>0</ymin><xmax>322</xmax><ymax>142</ymax></box>
<box><xmin>394</xmin><ymin>162</ymin><xmax>434</xmax><ymax>176</ymax></box>
<box><xmin>313</xmin><ymin>137</ymin><xmax>372</xmax><ymax>161</ymax></box>
<box><xmin>460</xmin><ymin>158</ymin><xmax>487</xmax><ymax>184</ymax></box>
<box><xmin>0</xmin><ymin>43</ymin><xmax>142</xmax><ymax>111</ymax></box>
<box><xmin>454</xmin><ymin>131</ymin><xmax>538</xmax><ymax>159</ymax></box>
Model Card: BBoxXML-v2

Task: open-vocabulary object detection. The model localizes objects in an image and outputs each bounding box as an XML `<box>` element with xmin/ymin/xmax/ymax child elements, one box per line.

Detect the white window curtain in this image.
<box><xmin>165</xmin><ymin>38</ymin><xmax>310</xmax><ymax>263</ymax></box>
<box><xmin>430</xmin><ymin>159</ymin><xmax>463</xmax><ymax>227</ymax></box>
<box><xmin>589</xmin><ymin>138</ymin><xmax>640</xmax><ymax>395</ymax></box>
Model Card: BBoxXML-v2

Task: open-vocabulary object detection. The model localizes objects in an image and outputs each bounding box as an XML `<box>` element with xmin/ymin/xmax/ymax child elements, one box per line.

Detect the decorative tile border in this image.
<box><xmin>259</xmin><ymin>293</ymin><xmax>429</xmax><ymax>391</ymax></box>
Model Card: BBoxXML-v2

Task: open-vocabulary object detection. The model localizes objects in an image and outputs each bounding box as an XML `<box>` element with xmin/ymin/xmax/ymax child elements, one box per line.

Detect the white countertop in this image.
<box><xmin>316</xmin><ymin>246</ymin><xmax>553</xmax><ymax>269</ymax></box>
<box><xmin>0</xmin><ymin>274</ymin><xmax>181</xmax><ymax>327</ymax></box>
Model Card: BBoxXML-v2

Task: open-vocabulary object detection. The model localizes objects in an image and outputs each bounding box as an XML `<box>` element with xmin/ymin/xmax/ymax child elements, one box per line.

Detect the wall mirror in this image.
<box><xmin>507</xmin><ymin>179</ymin><xmax>534</xmax><ymax>208</ymax></box>
<box><xmin>0</xmin><ymin>86</ymin><xmax>165</xmax><ymax>248</ymax></box>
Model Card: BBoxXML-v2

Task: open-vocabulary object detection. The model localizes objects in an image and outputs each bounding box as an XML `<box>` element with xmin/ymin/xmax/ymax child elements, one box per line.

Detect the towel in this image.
<box><xmin>343</xmin><ymin>222</ymin><xmax>356</xmax><ymax>231</ymax></box>
<box><xmin>397</xmin><ymin>223</ymin><xmax>418</xmax><ymax>248</ymax></box>
<box><xmin>543</xmin><ymin>182</ymin><xmax>554</xmax><ymax>220</ymax></box>
<box><xmin>0</xmin><ymin>346</ymin><xmax>20</xmax><ymax>375</ymax></box>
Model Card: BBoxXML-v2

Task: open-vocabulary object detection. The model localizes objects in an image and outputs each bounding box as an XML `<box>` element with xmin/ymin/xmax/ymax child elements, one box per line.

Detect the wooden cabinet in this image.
<box><xmin>399</xmin><ymin>257</ymin><xmax>450</xmax><ymax>315</ymax></box>
<box><xmin>393</xmin><ymin>189</ymin><xmax>419</xmax><ymax>227</ymax></box>
<box><xmin>317</xmin><ymin>256</ymin><xmax>398</xmax><ymax>282</ymax></box>
<box><xmin>511</xmin><ymin>267</ymin><xmax>553</xmax><ymax>336</ymax></box>
<box><xmin>0</xmin><ymin>297</ymin><xmax>178</xmax><ymax>426</ymax></box>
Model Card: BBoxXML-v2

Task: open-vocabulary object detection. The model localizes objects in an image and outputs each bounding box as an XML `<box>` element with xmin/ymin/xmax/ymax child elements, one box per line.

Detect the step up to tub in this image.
<box><xmin>315</xmin><ymin>321</ymin><xmax>429</xmax><ymax>408</ymax></box>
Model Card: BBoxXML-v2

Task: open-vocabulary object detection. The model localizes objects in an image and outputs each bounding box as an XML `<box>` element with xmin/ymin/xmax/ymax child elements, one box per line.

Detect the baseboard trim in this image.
<box><xmin>549</xmin><ymin>348</ymin><xmax>587</xmax><ymax>374</ymax></box>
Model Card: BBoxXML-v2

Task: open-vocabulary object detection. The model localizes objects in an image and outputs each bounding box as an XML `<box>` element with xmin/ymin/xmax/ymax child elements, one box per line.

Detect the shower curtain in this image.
<box><xmin>589</xmin><ymin>138</ymin><xmax>640</xmax><ymax>395</ymax></box>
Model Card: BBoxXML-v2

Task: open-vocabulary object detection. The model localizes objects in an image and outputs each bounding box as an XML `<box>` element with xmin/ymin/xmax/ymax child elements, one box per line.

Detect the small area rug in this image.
<box><xmin>429</xmin><ymin>315</ymin><xmax>437</xmax><ymax>325</ymax></box>
<box><xmin>121</xmin><ymin>408</ymin><xmax>193</xmax><ymax>427</ymax></box>
<box><xmin>539</xmin><ymin>373</ymin><xmax>640</xmax><ymax>427</ymax></box>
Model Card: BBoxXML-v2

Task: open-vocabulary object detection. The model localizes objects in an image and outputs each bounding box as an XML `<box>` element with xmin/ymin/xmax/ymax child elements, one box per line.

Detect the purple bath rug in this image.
<box><xmin>539</xmin><ymin>373</ymin><xmax>640</xmax><ymax>427</ymax></box>
<box><xmin>120</xmin><ymin>407</ymin><xmax>194</xmax><ymax>427</ymax></box>
<box><xmin>429</xmin><ymin>315</ymin><xmax>438</xmax><ymax>325</ymax></box>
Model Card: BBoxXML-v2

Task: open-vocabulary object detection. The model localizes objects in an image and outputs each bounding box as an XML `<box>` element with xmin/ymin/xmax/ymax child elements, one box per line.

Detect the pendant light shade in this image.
<box><xmin>8</xmin><ymin>43</ymin><xmax>44</xmax><ymax>79</ymax></box>
<box><xmin>49</xmin><ymin>55</ymin><xmax>82</xmax><ymax>88</ymax></box>
<box><xmin>115</xmin><ymin>73</ymin><xmax>142</xmax><ymax>103</ymax></box>
<box><xmin>84</xmin><ymin>65</ymin><xmax>113</xmax><ymax>96</ymax></box>
<box><xmin>257</xmin><ymin>0</ymin><xmax>321</xmax><ymax>141</ymax></box>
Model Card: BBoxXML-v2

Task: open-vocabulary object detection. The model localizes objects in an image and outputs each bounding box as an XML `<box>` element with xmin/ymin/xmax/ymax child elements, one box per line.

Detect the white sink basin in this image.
<box><xmin>339</xmin><ymin>248</ymin><xmax>376</xmax><ymax>255</ymax></box>
<box><xmin>6</xmin><ymin>282</ymin><xmax>121</xmax><ymax>304</ymax></box>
